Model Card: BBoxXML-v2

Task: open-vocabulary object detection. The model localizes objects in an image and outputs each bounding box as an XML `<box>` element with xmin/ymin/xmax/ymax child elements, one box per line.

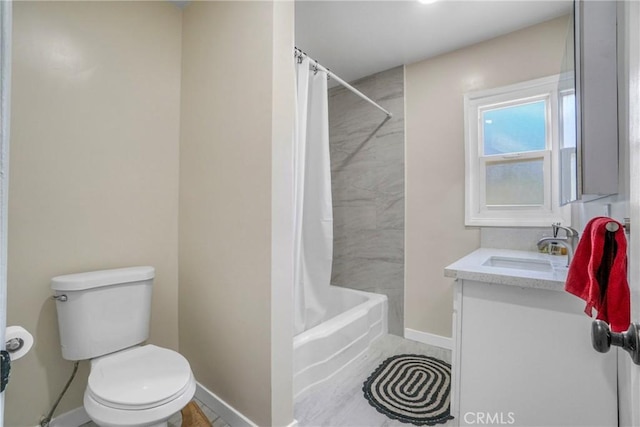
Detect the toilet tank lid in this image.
<box><xmin>51</xmin><ymin>266</ymin><xmax>155</xmax><ymax>291</ymax></box>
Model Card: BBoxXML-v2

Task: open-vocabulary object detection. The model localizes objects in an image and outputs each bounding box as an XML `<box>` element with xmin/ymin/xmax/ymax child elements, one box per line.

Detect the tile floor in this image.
<box><xmin>80</xmin><ymin>397</ymin><xmax>230</xmax><ymax>427</ymax></box>
<box><xmin>294</xmin><ymin>334</ymin><xmax>456</xmax><ymax>427</ymax></box>
<box><xmin>81</xmin><ymin>335</ymin><xmax>452</xmax><ymax>427</ymax></box>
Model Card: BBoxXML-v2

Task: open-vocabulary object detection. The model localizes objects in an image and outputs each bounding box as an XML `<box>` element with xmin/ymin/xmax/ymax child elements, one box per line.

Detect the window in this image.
<box><xmin>559</xmin><ymin>91</ymin><xmax>577</xmax><ymax>204</ymax></box>
<box><xmin>465</xmin><ymin>76</ymin><xmax>571</xmax><ymax>227</ymax></box>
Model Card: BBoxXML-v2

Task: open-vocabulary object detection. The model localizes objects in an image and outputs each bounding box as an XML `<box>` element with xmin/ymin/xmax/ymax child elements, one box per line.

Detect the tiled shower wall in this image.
<box><xmin>328</xmin><ymin>66</ymin><xmax>405</xmax><ymax>336</ymax></box>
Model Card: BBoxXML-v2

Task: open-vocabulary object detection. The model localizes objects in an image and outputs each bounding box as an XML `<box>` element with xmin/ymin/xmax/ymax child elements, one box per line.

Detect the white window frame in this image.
<box><xmin>464</xmin><ymin>75</ymin><xmax>571</xmax><ymax>227</ymax></box>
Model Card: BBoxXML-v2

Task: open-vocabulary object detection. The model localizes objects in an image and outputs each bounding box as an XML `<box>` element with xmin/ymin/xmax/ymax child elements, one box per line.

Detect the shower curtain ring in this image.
<box><xmin>313</xmin><ymin>61</ymin><xmax>319</xmax><ymax>75</ymax></box>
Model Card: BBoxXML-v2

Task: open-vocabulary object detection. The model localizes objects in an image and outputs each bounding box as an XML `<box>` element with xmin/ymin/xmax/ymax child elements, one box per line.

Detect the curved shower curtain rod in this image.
<box><xmin>295</xmin><ymin>48</ymin><xmax>393</xmax><ymax>118</ymax></box>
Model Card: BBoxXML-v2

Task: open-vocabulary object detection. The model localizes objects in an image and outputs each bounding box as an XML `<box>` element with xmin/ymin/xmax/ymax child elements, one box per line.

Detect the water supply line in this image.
<box><xmin>39</xmin><ymin>361</ymin><xmax>80</xmax><ymax>427</ymax></box>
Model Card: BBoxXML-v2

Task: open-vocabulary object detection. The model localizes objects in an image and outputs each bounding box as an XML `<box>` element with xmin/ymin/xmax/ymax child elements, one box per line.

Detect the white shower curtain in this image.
<box><xmin>293</xmin><ymin>56</ymin><xmax>333</xmax><ymax>335</ymax></box>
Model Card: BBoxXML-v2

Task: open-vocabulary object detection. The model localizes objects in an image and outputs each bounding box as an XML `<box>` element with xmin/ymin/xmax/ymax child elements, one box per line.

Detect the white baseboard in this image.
<box><xmin>195</xmin><ymin>382</ymin><xmax>258</xmax><ymax>427</ymax></box>
<box><xmin>47</xmin><ymin>406</ymin><xmax>90</xmax><ymax>427</ymax></box>
<box><xmin>404</xmin><ymin>328</ymin><xmax>453</xmax><ymax>350</ymax></box>
<box><xmin>194</xmin><ymin>383</ymin><xmax>298</xmax><ymax>427</ymax></box>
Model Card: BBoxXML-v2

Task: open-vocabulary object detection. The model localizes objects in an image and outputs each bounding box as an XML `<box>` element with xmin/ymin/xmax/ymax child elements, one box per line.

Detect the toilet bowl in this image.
<box><xmin>51</xmin><ymin>267</ymin><xmax>196</xmax><ymax>427</ymax></box>
<box><xmin>84</xmin><ymin>345</ymin><xmax>196</xmax><ymax>427</ymax></box>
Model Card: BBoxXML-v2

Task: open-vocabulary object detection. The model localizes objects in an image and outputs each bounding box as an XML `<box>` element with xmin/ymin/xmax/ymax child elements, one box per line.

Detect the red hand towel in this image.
<box><xmin>565</xmin><ymin>217</ymin><xmax>630</xmax><ymax>332</ymax></box>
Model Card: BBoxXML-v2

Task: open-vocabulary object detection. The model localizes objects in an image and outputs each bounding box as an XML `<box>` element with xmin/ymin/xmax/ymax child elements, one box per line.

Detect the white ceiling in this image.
<box><xmin>295</xmin><ymin>0</ymin><xmax>572</xmax><ymax>84</ymax></box>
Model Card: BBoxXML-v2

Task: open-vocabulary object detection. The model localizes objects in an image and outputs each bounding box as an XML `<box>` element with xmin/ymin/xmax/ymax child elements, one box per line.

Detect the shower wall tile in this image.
<box><xmin>376</xmin><ymin>102</ymin><xmax>405</xmax><ymax>138</ymax></box>
<box><xmin>328</xmin><ymin>65</ymin><xmax>405</xmax><ymax>336</ymax></box>
<box><xmin>376</xmin><ymin>160</ymin><xmax>404</xmax><ymax>195</ymax></box>
<box><xmin>330</xmin><ymin>258</ymin><xmax>403</xmax><ymax>291</ymax></box>
<box><xmin>330</xmin><ymin>114</ymin><xmax>380</xmax><ymax>144</ymax></box>
<box><xmin>375</xmin><ymin>67</ymin><xmax>404</xmax><ymax>101</ymax></box>
<box><xmin>332</xmin><ymin>170</ymin><xmax>377</xmax><ymax>201</ymax></box>
<box><xmin>333</xmin><ymin>229</ymin><xmax>403</xmax><ymax>263</ymax></box>
<box><xmin>332</xmin><ymin>206</ymin><xmax>377</xmax><ymax>231</ymax></box>
<box><xmin>375</xmin><ymin>133</ymin><xmax>405</xmax><ymax>164</ymax></box>
<box><xmin>330</xmin><ymin>145</ymin><xmax>376</xmax><ymax>175</ymax></box>
<box><xmin>331</xmin><ymin>186</ymin><xmax>377</xmax><ymax>208</ymax></box>
<box><xmin>375</xmin><ymin>193</ymin><xmax>404</xmax><ymax>230</ymax></box>
<box><xmin>330</xmin><ymin>120</ymin><xmax>384</xmax><ymax>155</ymax></box>
<box><xmin>329</xmin><ymin>133</ymin><xmax>377</xmax><ymax>158</ymax></box>
<box><xmin>384</xmin><ymin>289</ymin><xmax>404</xmax><ymax>337</ymax></box>
<box><xmin>360</xmin><ymin>229</ymin><xmax>404</xmax><ymax>262</ymax></box>
<box><xmin>351</xmin><ymin>73</ymin><xmax>378</xmax><ymax>98</ymax></box>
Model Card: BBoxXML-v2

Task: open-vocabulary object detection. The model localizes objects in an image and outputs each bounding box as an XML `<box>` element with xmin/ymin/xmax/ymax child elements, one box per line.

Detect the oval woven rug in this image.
<box><xmin>362</xmin><ymin>354</ymin><xmax>454</xmax><ymax>426</ymax></box>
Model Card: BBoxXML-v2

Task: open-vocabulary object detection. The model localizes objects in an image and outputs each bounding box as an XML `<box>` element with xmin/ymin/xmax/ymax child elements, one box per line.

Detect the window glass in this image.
<box><xmin>485</xmin><ymin>158</ymin><xmax>545</xmax><ymax>206</ymax></box>
<box><xmin>482</xmin><ymin>100</ymin><xmax>546</xmax><ymax>155</ymax></box>
<box><xmin>560</xmin><ymin>92</ymin><xmax>577</xmax><ymax>203</ymax></box>
<box><xmin>465</xmin><ymin>75</ymin><xmax>571</xmax><ymax>226</ymax></box>
<box><xmin>561</xmin><ymin>92</ymin><xmax>576</xmax><ymax>149</ymax></box>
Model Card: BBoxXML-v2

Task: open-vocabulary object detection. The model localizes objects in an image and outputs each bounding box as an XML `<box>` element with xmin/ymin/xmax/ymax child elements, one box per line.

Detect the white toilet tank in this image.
<box><xmin>51</xmin><ymin>266</ymin><xmax>155</xmax><ymax>361</ymax></box>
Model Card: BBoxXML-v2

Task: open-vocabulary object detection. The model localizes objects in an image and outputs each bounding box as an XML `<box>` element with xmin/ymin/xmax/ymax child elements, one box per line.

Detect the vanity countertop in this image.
<box><xmin>444</xmin><ymin>248</ymin><xmax>569</xmax><ymax>291</ymax></box>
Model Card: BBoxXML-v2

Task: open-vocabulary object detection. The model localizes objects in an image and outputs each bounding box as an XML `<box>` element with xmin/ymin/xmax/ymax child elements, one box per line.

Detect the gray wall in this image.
<box><xmin>328</xmin><ymin>66</ymin><xmax>405</xmax><ymax>336</ymax></box>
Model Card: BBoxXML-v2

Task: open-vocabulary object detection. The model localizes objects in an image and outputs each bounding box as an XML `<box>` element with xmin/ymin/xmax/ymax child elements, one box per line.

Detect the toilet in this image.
<box><xmin>51</xmin><ymin>266</ymin><xmax>196</xmax><ymax>427</ymax></box>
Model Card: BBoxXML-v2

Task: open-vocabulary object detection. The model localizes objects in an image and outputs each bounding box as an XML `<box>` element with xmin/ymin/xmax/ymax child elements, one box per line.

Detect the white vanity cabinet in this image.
<box><xmin>447</xmin><ymin>249</ymin><xmax>617</xmax><ymax>427</ymax></box>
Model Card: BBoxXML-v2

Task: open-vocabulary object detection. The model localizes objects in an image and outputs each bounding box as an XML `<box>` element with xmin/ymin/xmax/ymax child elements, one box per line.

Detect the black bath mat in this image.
<box><xmin>362</xmin><ymin>354</ymin><xmax>454</xmax><ymax>426</ymax></box>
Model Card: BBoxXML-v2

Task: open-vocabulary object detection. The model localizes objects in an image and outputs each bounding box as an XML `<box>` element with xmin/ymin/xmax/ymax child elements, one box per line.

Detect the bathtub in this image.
<box><xmin>293</xmin><ymin>286</ymin><xmax>388</xmax><ymax>399</ymax></box>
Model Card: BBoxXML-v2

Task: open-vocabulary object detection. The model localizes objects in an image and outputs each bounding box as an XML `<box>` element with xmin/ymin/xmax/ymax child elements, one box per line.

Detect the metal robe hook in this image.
<box><xmin>592</xmin><ymin>320</ymin><xmax>640</xmax><ymax>365</ymax></box>
<box><xmin>605</xmin><ymin>221</ymin><xmax>620</xmax><ymax>232</ymax></box>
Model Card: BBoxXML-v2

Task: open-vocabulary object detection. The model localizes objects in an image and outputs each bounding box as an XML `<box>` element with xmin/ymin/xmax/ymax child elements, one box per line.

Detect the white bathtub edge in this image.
<box><xmin>293</xmin><ymin>302</ymin><xmax>377</xmax><ymax>348</ymax></box>
<box><xmin>293</xmin><ymin>287</ymin><xmax>388</xmax><ymax>399</ymax></box>
<box><xmin>404</xmin><ymin>328</ymin><xmax>453</xmax><ymax>350</ymax></box>
<box><xmin>293</xmin><ymin>335</ymin><xmax>371</xmax><ymax>401</ymax></box>
<box><xmin>293</xmin><ymin>289</ymin><xmax>386</xmax><ymax>348</ymax></box>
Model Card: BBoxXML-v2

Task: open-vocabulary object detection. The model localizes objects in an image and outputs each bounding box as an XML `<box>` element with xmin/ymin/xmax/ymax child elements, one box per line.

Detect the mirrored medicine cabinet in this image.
<box><xmin>559</xmin><ymin>0</ymin><xmax>619</xmax><ymax>205</ymax></box>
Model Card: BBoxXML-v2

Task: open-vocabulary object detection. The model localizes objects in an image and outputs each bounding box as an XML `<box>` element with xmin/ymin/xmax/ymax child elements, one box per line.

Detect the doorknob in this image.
<box><xmin>592</xmin><ymin>320</ymin><xmax>640</xmax><ymax>365</ymax></box>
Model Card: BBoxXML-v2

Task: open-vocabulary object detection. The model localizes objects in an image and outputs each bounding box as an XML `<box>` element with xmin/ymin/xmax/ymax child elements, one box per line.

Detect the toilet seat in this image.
<box><xmin>84</xmin><ymin>376</ymin><xmax>196</xmax><ymax>427</ymax></box>
<box><xmin>87</xmin><ymin>344</ymin><xmax>192</xmax><ymax>410</ymax></box>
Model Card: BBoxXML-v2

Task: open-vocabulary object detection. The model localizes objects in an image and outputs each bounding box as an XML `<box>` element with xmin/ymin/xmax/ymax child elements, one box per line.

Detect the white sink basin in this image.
<box><xmin>445</xmin><ymin>249</ymin><xmax>568</xmax><ymax>291</ymax></box>
<box><xmin>482</xmin><ymin>256</ymin><xmax>554</xmax><ymax>272</ymax></box>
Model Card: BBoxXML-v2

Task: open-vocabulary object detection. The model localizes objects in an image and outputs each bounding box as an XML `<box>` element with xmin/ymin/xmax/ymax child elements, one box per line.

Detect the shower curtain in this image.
<box><xmin>293</xmin><ymin>56</ymin><xmax>333</xmax><ymax>335</ymax></box>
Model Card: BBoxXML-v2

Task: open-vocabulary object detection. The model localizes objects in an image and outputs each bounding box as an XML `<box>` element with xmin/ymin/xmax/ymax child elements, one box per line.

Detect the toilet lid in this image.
<box><xmin>88</xmin><ymin>345</ymin><xmax>193</xmax><ymax>410</ymax></box>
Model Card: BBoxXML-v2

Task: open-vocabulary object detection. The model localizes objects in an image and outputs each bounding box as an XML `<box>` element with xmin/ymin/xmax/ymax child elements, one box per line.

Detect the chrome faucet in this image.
<box><xmin>536</xmin><ymin>223</ymin><xmax>579</xmax><ymax>267</ymax></box>
<box><xmin>552</xmin><ymin>223</ymin><xmax>579</xmax><ymax>241</ymax></box>
<box><xmin>537</xmin><ymin>238</ymin><xmax>574</xmax><ymax>267</ymax></box>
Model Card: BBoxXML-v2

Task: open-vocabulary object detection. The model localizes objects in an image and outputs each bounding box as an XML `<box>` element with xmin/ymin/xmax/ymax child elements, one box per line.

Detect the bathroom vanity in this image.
<box><xmin>446</xmin><ymin>249</ymin><xmax>617</xmax><ymax>427</ymax></box>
